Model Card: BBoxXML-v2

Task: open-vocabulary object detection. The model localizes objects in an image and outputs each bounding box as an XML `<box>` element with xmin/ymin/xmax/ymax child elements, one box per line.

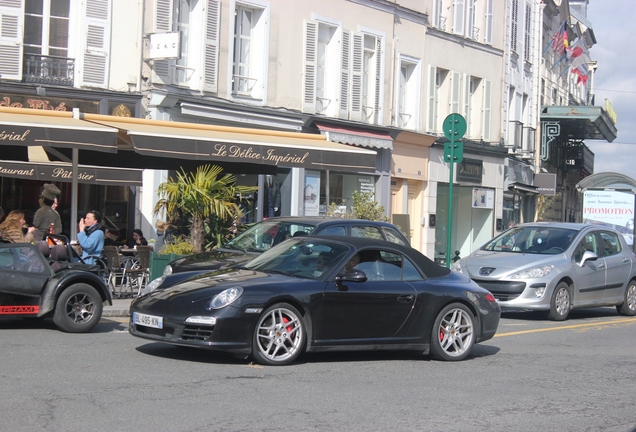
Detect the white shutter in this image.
<box><xmin>81</xmin><ymin>0</ymin><xmax>110</xmax><ymax>88</ymax></box>
<box><xmin>485</xmin><ymin>0</ymin><xmax>494</xmax><ymax>45</ymax></box>
<box><xmin>433</xmin><ymin>0</ymin><xmax>443</xmax><ymax>29</ymax></box>
<box><xmin>427</xmin><ymin>65</ymin><xmax>437</xmax><ymax>133</ymax></box>
<box><xmin>152</xmin><ymin>0</ymin><xmax>173</xmax><ymax>85</ymax></box>
<box><xmin>0</xmin><ymin>0</ymin><xmax>23</xmax><ymax>80</ymax></box>
<box><xmin>450</xmin><ymin>71</ymin><xmax>461</xmax><ymax>114</ymax></box>
<box><xmin>350</xmin><ymin>32</ymin><xmax>363</xmax><ymax>122</ymax></box>
<box><xmin>482</xmin><ymin>79</ymin><xmax>492</xmax><ymax>141</ymax></box>
<box><xmin>372</xmin><ymin>36</ymin><xmax>382</xmax><ymax>124</ymax></box>
<box><xmin>338</xmin><ymin>29</ymin><xmax>351</xmax><ymax>119</ymax></box>
<box><xmin>202</xmin><ymin>0</ymin><xmax>219</xmax><ymax>92</ymax></box>
<box><xmin>302</xmin><ymin>20</ymin><xmax>317</xmax><ymax>114</ymax></box>
<box><xmin>463</xmin><ymin>74</ymin><xmax>471</xmax><ymax>136</ymax></box>
<box><xmin>465</xmin><ymin>0</ymin><xmax>475</xmax><ymax>39</ymax></box>
<box><xmin>453</xmin><ymin>0</ymin><xmax>465</xmax><ymax>36</ymax></box>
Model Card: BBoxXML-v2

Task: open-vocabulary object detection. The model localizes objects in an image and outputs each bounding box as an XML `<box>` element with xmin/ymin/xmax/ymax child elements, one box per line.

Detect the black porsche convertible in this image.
<box><xmin>129</xmin><ymin>236</ymin><xmax>500</xmax><ymax>365</ymax></box>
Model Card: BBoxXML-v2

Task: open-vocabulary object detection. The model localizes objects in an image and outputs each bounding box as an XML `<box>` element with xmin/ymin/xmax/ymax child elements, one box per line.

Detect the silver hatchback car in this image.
<box><xmin>451</xmin><ymin>222</ymin><xmax>636</xmax><ymax>320</ymax></box>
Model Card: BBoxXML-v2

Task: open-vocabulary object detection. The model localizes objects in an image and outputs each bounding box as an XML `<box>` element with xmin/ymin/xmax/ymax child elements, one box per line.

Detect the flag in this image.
<box><xmin>551</xmin><ymin>20</ymin><xmax>569</xmax><ymax>56</ymax></box>
<box><xmin>568</xmin><ymin>39</ymin><xmax>591</xmax><ymax>70</ymax></box>
<box><xmin>572</xmin><ymin>64</ymin><xmax>589</xmax><ymax>85</ymax></box>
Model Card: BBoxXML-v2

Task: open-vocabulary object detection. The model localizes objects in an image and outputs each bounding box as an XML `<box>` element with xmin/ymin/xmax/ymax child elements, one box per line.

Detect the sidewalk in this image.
<box><xmin>103</xmin><ymin>297</ymin><xmax>134</xmax><ymax>317</ymax></box>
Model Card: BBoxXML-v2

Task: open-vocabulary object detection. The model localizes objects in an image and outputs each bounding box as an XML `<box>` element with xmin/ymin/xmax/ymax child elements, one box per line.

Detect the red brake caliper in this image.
<box><xmin>439</xmin><ymin>328</ymin><xmax>445</xmax><ymax>342</ymax></box>
<box><xmin>283</xmin><ymin>316</ymin><xmax>293</xmax><ymax>333</ymax></box>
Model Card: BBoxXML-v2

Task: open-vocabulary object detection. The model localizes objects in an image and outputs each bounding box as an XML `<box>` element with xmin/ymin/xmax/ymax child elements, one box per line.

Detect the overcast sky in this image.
<box><xmin>585</xmin><ymin>0</ymin><xmax>636</xmax><ymax>180</ymax></box>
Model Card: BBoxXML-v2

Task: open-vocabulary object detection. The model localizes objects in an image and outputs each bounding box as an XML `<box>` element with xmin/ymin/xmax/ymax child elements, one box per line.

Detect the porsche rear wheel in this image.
<box><xmin>53</xmin><ymin>283</ymin><xmax>103</xmax><ymax>333</ymax></box>
<box><xmin>252</xmin><ymin>303</ymin><xmax>305</xmax><ymax>366</ymax></box>
<box><xmin>617</xmin><ymin>279</ymin><xmax>636</xmax><ymax>316</ymax></box>
<box><xmin>430</xmin><ymin>303</ymin><xmax>475</xmax><ymax>361</ymax></box>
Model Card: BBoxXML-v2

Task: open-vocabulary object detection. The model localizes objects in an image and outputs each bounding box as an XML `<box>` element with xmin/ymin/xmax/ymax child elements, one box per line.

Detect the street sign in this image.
<box><xmin>441</xmin><ymin>113</ymin><xmax>466</xmax><ymax>268</ymax></box>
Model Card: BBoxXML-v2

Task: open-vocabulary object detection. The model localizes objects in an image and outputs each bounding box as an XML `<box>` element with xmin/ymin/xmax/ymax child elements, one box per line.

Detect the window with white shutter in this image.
<box><xmin>339</xmin><ymin>29</ymin><xmax>350</xmax><ymax>119</ymax></box>
<box><xmin>350</xmin><ymin>32</ymin><xmax>363</xmax><ymax>122</ymax></box>
<box><xmin>82</xmin><ymin>0</ymin><xmax>110</xmax><ymax>88</ymax></box>
<box><xmin>510</xmin><ymin>0</ymin><xmax>519</xmax><ymax>53</ymax></box>
<box><xmin>523</xmin><ymin>2</ymin><xmax>532</xmax><ymax>63</ymax></box>
<box><xmin>463</xmin><ymin>74</ymin><xmax>472</xmax><ymax>137</ymax></box>
<box><xmin>465</xmin><ymin>0</ymin><xmax>475</xmax><ymax>39</ymax></box>
<box><xmin>202</xmin><ymin>0</ymin><xmax>219</xmax><ymax>92</ymax></box>
<box><xmin>396</xmin><ymin>55</ymin><xmax>420</xmax><ymax>130</ymax></box>
<box><xmin>302</xmin><ymin>20</ymin><xmax>317</xmax><ymax>114</ymax></box>
<box><xmin>450</xmin><ymin>71</ymin><xmax>462</xmax><ymax>114</ymax></box>
<box><xmin>0</xmin><ymin>0</ymin><xmax>24</xmax><ymax>80</ymax></box>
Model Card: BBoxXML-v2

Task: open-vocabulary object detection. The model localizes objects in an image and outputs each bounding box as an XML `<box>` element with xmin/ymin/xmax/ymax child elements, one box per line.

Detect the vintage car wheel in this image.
<box><xmin>53</xmin><ymin>283</ymin><xmax>103</xmax><ymax>333</ymax></box>
<box><xmin>616</xmin><ymin>280</ymin><xmax>636</xmax><ymax>316</ymax></box>
<box><xmin>430</xmin><ymin>303</ymin><xmax>475</xmax><ymax>361</ymax></box>
<box><xmin>548</xmin><ymin>282</ymin><xmax>571</xmax><ymax>321</ymax></box>
<box><xmin>252</xmin><ymin>303</ymin><xmax>305</xmax><ymax>366</ymax></box>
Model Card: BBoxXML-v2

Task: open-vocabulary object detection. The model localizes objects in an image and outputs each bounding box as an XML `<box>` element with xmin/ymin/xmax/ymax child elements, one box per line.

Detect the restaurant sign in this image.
<box><xmin>0</xmin><ymin>161</ymin><xmax>142</xmax><ymax>186</ymax></box>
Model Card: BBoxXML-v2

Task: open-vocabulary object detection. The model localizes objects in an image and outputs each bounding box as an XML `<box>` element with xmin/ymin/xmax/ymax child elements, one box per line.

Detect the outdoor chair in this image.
<box><xmin>102</xmin><ymin>246</ymin><xmax>128</xmax><ymax>297</ymax></box>
<box><xmin>122</xmin><ymin>246</ymin><xmax>152</xmax><ymax>297</ymax></box>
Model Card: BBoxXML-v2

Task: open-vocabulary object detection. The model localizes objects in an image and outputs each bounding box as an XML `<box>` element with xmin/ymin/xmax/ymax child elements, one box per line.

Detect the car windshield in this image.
<box><xmin>245</xmin><ymin>238</ymin><xmax>350</xmax><ymax>279</ymax></box>
<box><xmin>482</xmin><ymin>226</ymin><xmax>578</xmax><ymax>254</ymax></box>
<box><xmin>223</xmin><ymin>220</ymin><xmax>318</xmax><ymax>253</ymax></box>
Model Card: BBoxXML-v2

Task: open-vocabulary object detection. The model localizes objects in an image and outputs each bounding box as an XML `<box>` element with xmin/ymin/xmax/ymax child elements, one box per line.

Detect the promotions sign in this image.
<box><xmin>583</xmin><ymin>189</ymin><xmax>635</xmax><ymax>245</ymax></box>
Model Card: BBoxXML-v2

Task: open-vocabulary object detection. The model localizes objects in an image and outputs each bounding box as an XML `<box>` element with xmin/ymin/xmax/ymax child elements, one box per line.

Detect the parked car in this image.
<box><xmin>161</xmin><ymin>216</ymin><xmax>411</xmax><ymax>277</ymax></box>
<box><xmin>451</xmin><ymin>222</ymin><xmax>636</xmax><ymax>320</ymax></box>
<box><xmin>0</xmin><ymin>239</ymin><xmax>112</xmax><ymax>332</ymax></box>
<box><xmin>130</xmin><ymin>236</ymin><xmax>500</xmax><ymax>365</ymax></box>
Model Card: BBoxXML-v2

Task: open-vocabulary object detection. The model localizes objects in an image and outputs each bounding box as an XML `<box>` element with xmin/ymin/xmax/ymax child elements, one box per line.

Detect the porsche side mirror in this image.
<box><xmin>336</xmin><ymin>269</ymin><xmax>368</xmax><ymax>283</ymax></box>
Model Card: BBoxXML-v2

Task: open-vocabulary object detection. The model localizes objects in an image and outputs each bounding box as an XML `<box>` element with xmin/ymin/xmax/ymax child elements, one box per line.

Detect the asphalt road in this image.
<box><xmin>1</xmin><ymin>308</ymin><xmax>635</xmax><ymax>432</ymax></box>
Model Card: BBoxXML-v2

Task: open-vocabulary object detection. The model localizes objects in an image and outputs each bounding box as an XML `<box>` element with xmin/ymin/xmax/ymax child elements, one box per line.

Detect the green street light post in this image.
<box><xmin>442</xmin><ymin>113</ymin><xmax>466</xmax><ymax>268</ymax></box>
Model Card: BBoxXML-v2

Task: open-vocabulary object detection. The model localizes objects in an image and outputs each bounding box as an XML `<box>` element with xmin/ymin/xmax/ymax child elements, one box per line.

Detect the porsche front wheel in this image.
<box><xmin>430</xmin><ymin>303</ymin><xmax>475</xmax><ymax>361</ymax></box>
<box><xmin>252</xmin><ymin>303</ymin><xmax>305</xmax><ymax>366</ymax></box>
<box><xmin>53</xmin><ymin>283</ymin><xmax>103</xmax><ymax>333</ymax></box>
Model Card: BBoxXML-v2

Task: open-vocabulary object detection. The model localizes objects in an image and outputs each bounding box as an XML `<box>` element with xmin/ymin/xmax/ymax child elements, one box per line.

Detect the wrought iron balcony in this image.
<box><xmin>23</xmin><ymin>54</ymin><xmax>74</xmax><ymax>87</ymax></box>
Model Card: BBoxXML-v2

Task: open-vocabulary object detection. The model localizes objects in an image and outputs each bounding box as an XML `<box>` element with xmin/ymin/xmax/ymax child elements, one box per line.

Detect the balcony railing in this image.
<box><xmin>508</xmin><ymin>120</ymin><xmax>523</xmax><ymax>149</ymax></box>
<box><xmin>23</xmin><ymin>54</ymin><xmax>74</xmax><ymax>87</ymax></box>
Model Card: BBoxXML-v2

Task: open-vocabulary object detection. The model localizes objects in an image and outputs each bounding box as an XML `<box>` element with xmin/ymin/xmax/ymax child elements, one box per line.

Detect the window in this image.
<box><xmin>231</xmin><ymin>2</ymin><xmax>268</xmax><ymax>100</ymax></box>
<box><xmin>600</xmin><ymin>232</ymin><xmax>621</xmax><ymax>256</ymax></box>
<box><xmin>432</xmin><ymin>0</ymin><xmax>444</xmax><ymax>30</ymax></box>
<box><xmin>24</xmin><ymin>0</ymin><xmax>69</xmax><ymax>58</ymax></box>
<box><xmin>152</xmin><ymin>0</ymin><xmax>219</xmax><ymax>92</ymax></box>
<box><xmin>484</xmin><ymin>0</ymin><xmax>494</xmax><ymax>44</ymax></box>
<box><xmin>397</xmin><ymin>56</ymin><xmax>420</xmax><ymax>129</ymax></box>
<box><xmin>482</xmin><ymin>80</ymin><xmax>492</xmax><ymax>141</ymax></box>
<box><xmin>360</xmin><ymin>33</ymin><xmax>382</xmax><ymax>123</ymax></box>
<box><xmin>352</xmin><ymin>225</ymin><xmax>383</xmax><ymax>240</ymax></box>
<box><xmin>303</xmin><ymin>19</ymin><xmax>346</xmax><ymax>118</ymax></box>
<box><xmin>427</xmin><ymin>65</ymin><xmax>449</xmax><ymax>133</ymax></box>
<box><xmin>465</xmin><ymin>0</ymin><xmax>476</xmax><ymax>39</ymax></box>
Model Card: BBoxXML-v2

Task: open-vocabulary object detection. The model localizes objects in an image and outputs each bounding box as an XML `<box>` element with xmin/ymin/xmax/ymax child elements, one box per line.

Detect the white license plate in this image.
<box><xmin>133</xmin><ymin>312</ymin><xmax>163</xmax><ymax>329</ymax></box>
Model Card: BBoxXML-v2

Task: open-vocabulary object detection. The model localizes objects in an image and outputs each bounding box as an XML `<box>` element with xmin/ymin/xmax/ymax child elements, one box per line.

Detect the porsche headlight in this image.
<box><xmin>209</xmin><ymin>286</ymin><xmax>244</xmax><ymax>309</ymax></box>
<box><xmin>450</xmin><ymin>260</ymin><xmax>463</xmax><ymax>273</ymax></box>
<box><xmin>162</xmin><ymin>265</ymin><xmax>173</xmax><ymax>276</ymax></box>
<box><xmin>140</xmin><ymin>276</ymin><xmax>165</xmax><ymax>296</ymax></box>
<box><xmin>510</xmin><ymin>265</ymin><xmax>554</xmax><ymax>279</ymax></box>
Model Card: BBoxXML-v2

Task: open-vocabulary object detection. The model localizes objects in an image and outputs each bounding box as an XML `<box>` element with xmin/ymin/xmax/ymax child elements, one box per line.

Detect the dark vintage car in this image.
<box><xmin>130</xmin><ymin>236</ymin><xmax>500</xmax><ymax>365</ymax></box>
<box><xmin>157</xmin><ymin>216</ymin><xmax>411</xmax><ymax>288</ymax></box>
<box><xmin>0</xmin><ymin>239</ymin><xmax>112</xmax><ymax>333</ymax></box>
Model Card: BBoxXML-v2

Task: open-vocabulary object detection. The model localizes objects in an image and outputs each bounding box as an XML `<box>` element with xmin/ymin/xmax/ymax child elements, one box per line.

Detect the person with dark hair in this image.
<box><xmin>0</xmin><ymin>210</ymin><xmax>36</xmax><ymax>243</ymax></box>
<box><xmin>127</xmin><ymin>229</ymin><xmax>148</xmax><ymax>248</ymax></box>
<box><xmin>32</xmin><ymin>183</ymin><xmax>62</xmax><ymax>241</ymax></box>
<box><xmin>77</xmin><ymin>210</ymin><xmax>104</xmax><ymax>264</ymax></box>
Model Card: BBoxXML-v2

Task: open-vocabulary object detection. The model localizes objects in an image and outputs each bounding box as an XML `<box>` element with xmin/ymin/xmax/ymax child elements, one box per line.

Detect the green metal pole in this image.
<box><xmin>446</xmin><ymin>139</ymin><xmax>454</xmax><ymax>268</ymax></box>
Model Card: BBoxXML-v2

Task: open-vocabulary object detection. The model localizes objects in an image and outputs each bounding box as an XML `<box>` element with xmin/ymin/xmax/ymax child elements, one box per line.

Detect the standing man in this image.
<box><xmin>77</xmin><ymin>210</ymin><xmax>105</xmax><ymax>264</ymax></box>
<box><xmin>33</xmin><ymin>183</ymin><xmax>62</xmax><ymax>241</ymax></box>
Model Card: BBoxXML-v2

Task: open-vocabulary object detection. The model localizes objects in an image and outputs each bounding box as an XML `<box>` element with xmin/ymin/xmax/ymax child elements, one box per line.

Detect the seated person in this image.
<box><xmin>314</xmin><ymin>252</ymin><xmax>334</xmax><ymax>277</ymax></box>
<box><xmin>126</xmin><ymin>229</ymin><xmax>148</xmax><ymax>248</ymax></box>
<box><xmin>77</xmin><ymin>210</ymin><xmax>104</xmax><ymax>264</ymax></box>
<box><xmin>104</xmin><ymin>229</ymin><xmax>124</xmax><ymax>247</ymax></box>
<box><xmin>345</xmin><ymin>253</ymin><xmax>360</xmax><ymax>271</ymax></box>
